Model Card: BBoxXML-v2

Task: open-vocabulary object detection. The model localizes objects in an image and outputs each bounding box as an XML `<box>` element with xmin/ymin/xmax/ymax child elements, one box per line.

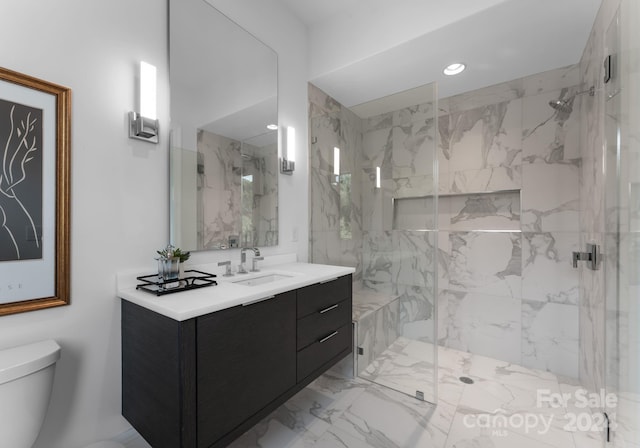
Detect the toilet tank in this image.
<box><xmin>0</xmin><ymin>340</ymin><xmax>61</xmax><ymax>448</ymax></box>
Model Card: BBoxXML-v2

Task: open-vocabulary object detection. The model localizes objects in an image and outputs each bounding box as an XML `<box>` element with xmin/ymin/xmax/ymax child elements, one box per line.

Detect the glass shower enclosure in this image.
<box><xmin>309</xmin><ymin>82</ymin><xmax>439</xmax><ymax>403</ymax></box>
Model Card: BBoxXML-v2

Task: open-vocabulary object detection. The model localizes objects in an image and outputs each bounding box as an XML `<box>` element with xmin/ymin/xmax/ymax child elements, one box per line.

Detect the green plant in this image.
<box><xmin>156</xmin><ymin>245</ymin><xmax>190</xmax><ymax>263</ymax></box>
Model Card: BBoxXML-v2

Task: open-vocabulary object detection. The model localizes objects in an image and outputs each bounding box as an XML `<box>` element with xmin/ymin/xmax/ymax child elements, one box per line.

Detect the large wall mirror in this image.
<box><xmin>169</xmin><ymin>0</ymin><xmax>278</xmax><ymax>251</ymax></box>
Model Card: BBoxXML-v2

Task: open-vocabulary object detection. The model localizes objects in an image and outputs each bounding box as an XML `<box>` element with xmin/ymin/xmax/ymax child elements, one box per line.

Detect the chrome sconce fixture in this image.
<box><xmin>129</xmin><ymin>61</ymin><xmax>159</xmax><ymax>143</ymax></box>
<box><xmin>280</xmin><ymin>126</ymin><xmax>295</xmax><ymax>175</ymax></box>
<box><xmin>332</xmin><ymin>146</ymin><xmax>340</xmax><ymax>184</ymax></box>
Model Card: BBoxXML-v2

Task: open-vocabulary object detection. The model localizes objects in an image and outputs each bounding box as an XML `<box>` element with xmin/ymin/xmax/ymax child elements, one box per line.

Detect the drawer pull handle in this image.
<box><xmin>319</xmin><ymin>304</ymin><xmax>339</xmax><ymax>314</ymax></box>
<box><xmin>319</xmin><ymin>277</ymin><xmax>339</xmax><ymax>284</ymax></box>
<box><xmin>242</xmin><ymin>295</ymin><xmax>275</xmax><ymax>306</ymax></box>
<box><xmin>319</xmin><ymin>331</ymin><xmax>338</xmax><ymax>343</ymax></box>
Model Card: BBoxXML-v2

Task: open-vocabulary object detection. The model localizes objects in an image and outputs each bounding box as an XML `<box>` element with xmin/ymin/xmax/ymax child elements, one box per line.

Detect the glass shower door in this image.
<box><xmin>604</xmin><ymin>2</ymin><xmax>640</xmax><ymax>446</ymax></box>
<box><xmin>354</xmin><ymin>83</ymin><xmax>439</xmax><ymax>404</ymax></box>
<box><xmin>307</xmin><ymin>81</ymin><xmax>439</xmax><ymax>404</ymax></box>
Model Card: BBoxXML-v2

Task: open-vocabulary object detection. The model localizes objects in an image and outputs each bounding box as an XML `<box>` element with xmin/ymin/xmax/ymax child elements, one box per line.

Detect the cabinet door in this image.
<box><xmin>196</xmin><ymin>291</ymin><xmax>296</xmax><ymax>448</ymax></box>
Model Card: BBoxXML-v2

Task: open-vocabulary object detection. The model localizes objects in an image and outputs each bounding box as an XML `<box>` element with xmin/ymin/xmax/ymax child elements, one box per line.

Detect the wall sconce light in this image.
<box><xmin>376</xmin><ymin>166</ymin><xmax>381</xmax><ymax>189</ymax></box>
<box><xmin>280</xmin><ymin>126</ymin><xmax>295</xmax><ymax>175</ymax></box>
<box><xmin>129</xmin><ymin>61</ymin><xmax>159</xmax><ymax>143</ymax></box>
<box><xmin>333</xmin><ymin>147</ymin><xmax>340</xmax><ymax>184</ymax></box>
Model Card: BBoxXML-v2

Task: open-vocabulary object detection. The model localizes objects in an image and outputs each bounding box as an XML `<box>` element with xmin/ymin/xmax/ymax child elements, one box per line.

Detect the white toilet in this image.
<box><xmin>0</xmin><ymin>339</ymin><xmax>125</xmax><ymax>448</ymax></box>
<box><xmin>0</xmin><ymin>339</ymin><xmax>61</xmax><ymax>448</ymax></box>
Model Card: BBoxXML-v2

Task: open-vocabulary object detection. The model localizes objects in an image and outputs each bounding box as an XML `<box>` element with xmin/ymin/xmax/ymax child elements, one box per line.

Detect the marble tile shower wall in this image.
<box><xmin>309</xmin><ymin>84</ymin><xmax>364</xmax><ymax>281</ymax></box>
<box><xmin>309</xmin><ymin>68</ymin><xmax>584</xmax><ymax>379</ymax></box>
<box><xmin>198</xmin><ymin>129</ymin><xmax>242</xmax><ymax>249</ymax></box>
<box><xmin>437</xmin><ymin>65</ymin><xmax>582</xmax><ymax>378</ymax></box>
<box><xmin>359</xmin><ymin>98</ymin><xmax>438</xmax><ymax>343</ymax></box>
<box><xmin>241</xmin><ymin>141</ymin><xmax>279</xmax><ymax>247</ymax></box>
<box><xmin>309</xmin><ymin>83</ymin><xmax>438</xmax><ymax>345</ymax></box>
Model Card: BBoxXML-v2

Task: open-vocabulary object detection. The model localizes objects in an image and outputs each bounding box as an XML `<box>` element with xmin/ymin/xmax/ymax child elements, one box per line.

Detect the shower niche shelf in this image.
<box><xmin>393</xmin><ymin>188</ymin><xmax>521</xmax><ymax>232</ymax></box>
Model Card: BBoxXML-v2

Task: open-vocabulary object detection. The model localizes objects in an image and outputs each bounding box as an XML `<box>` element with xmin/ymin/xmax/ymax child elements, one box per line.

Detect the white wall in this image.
<box><xmin>0</xmin><ymin>1</ymin><xmax>308</xmax><ymax>447</ymax></box>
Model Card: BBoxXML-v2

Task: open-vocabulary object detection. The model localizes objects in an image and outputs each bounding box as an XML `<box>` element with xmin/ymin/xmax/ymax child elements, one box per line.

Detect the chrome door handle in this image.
<box><xmin>572</xmin><ymin>243</ymin><xmax>600</xmax><ymax>270</ymax></box>
<box><xmin>318</xmin><ymin>331</ymin><xmax>338</xmax><ymax>343</ymax></box>
<box><xmin>319</xmin><ymin>304</ymin><xmax>339</xmax><ymax>314</ymax></box>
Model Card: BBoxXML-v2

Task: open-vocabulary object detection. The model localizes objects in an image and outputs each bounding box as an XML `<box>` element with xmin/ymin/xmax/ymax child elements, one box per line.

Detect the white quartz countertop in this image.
<box><xmin>117</xmin><ymin>262</ymin><xmax>355</xmax><ymax>321</ymax></box>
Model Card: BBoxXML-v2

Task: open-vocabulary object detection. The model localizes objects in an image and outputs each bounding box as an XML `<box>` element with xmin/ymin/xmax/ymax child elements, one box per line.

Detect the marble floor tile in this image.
<box><xmin>333</xmin><ymin>383</ymin><xmax>455</xmax><ymax>448</ymax></box>
<box><xmin>121</xmin><ymin>344</ymin><xmax>590</xmax><ymax>448</ymax></box>
<box><xmin>456</xmin><ymin>376</ymin><xmax>562</xmax><ymax>416</ymax></box>
<box><xmin>359</xmin><ymin>351</ymin><xmax>436</xmax><ymax>403</ymax></box>
<box><xmin>445</xmin><ymin>409</ymin><xmax>574</xmax><ymax>448</ymax></box>
<box><xmin>466</xmin><ymin>351</ymin><xmax>561</xmax><ymax>393</ymax></box>
<box><xmin>571</xmin><ymin>429</ymin><xmax>605</xmax><ymax>448</ymax></box>
<box><xmin>228</xmin><ymin>415</ymin><xmax>320</xmax><ymax>448</ymax></box>
<box><xmin>312</xmin><ymin>427</ymin><xmax>376</xmax><ymax>448</ymax></box>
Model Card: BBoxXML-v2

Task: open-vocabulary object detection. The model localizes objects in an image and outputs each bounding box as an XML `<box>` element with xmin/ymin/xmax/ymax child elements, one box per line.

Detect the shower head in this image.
<box><xmin>548</xmin><ymin>86</ymin><xmax>595</xmax><ymax>114</ymax></box>
<box><xmin>549</xmin><ymin>99</ymin><xmax>574</xmax><ymax>114</ymax></box>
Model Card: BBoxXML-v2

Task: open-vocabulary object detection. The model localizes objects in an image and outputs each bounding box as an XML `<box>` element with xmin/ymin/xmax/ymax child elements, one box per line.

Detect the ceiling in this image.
<box><xmin>274</xmin><ymin>0</ymin><xmax>602</xmax><ymax>107</ymax></box>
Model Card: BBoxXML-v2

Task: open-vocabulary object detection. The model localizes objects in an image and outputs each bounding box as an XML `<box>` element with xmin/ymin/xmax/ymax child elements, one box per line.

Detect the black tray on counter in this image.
<box><xmin>136</xmin><ymin>270</ymin><xmax>217</xmax><ymax>296</ymax></box>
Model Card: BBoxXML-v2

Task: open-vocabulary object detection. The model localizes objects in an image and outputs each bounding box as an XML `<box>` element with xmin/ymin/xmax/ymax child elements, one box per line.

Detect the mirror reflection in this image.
<box><xmin>169</xmin><ymin>0</ymin><xmax>278</xmax><ymax>251</ymax></box>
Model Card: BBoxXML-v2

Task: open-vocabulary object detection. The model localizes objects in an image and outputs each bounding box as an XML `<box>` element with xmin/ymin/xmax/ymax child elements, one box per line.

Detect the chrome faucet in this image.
<box><xmin>238</xmin><ymin>247</ymin><xmax>260</xmax><ymax>274</ymax></box>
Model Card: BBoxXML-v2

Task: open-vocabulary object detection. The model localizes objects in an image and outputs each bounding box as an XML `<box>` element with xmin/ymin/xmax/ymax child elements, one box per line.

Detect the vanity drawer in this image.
<box><xmin>297</xmin><ymin>322</ymin><xmax>351</xmax><ymax>381</ymax></box>
<box><xmin>297</xmin><ymin>297</ymin><xmax>351</xmax><ymax>350</ymax></box>
<box><xmin>297</xmin><ymin>275</ymin><xmax>352</xmax><ymax>318</ymax></box>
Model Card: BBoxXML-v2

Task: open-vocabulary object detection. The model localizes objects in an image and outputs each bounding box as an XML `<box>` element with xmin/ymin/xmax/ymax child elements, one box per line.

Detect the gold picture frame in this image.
<box><xmin>0</xmin><ymin>67</ymin><xmax>71</xmax><ymax>316</ymax></box>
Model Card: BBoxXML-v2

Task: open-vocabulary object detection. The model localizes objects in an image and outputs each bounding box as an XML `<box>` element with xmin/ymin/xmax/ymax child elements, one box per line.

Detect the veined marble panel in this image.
<box><xmin>358</xmin><ymin>339</ymin><xmax>436</xmax><ymax>401</ymax></box>
<box><xmin>448</xmin><ymin>231</ymin><xmax>522</xmax><ymax>298</ymax></box>
<box><xmin>522</xmin><ymin>232</ymin><xmax>579</xmax><ymax>305</ymax></box>
<box><xmin>309</xmin><ymin>83</ymin><xmax>341</xmax><ymax>119</ymax></box>
<box><xmin>445</xmin><ymin>191</ymin><xmax>520</xmax><ymax>231</ymax></box>
<box><xmin>391</xmin><ymin>230</ymin><xmax>437</xmax><ymax>288</ymax></box>
<box><xmin>241</xmin><ymin>142</ymin><xmax>278</xmax><ymax>247</ymax></box>
<box><xmin>438</xmin><ymin>289</ymin><xmax>522</xmax><ymax>364</ymax></box>
<box><xmin>361</xmin><ymin>177</ymin><xmax>394</xmax><ymax>233</ymax></box>
<box><xmin>198</xmin><ymin>129</ymin><xmax>242</xmax><ymax>249</ymax></box>
<box><xmin>352</xmin><ymin>282</ymin><xmax>398</xmax><ymax>321</ymax></box>
<box><xmin>393</xmin><ymin>101</ymin><xmax>437</xmax><ymax>127</ymax></box>
<box><xmin>391</xmin><ymin>117</ymin><xmax>437</xmax><ymax>179</ymax></box>
<box><xmin>332</xmin><ymin>383</ymin><xmax>453</xmax><ymax>448</ymax></box>
<box><xmin>310</xmin><ymin>230</ymin><xmax>362</xmax><ymax>281</ymax></box>
<box><xmin>391</xmin><ymin>174</ymin><xmax>437</xmax><ymax>199</ymax></box>
<box><xmin>521</xmin><ymin>162</ymin><xmax>580</xmax><ymax>232</ymax></box>
<box><xmin>444</xmin><ymin>99</ymin><xmax>522</xmax><ymax>173</ymax></box>
<box><xmin>361</xmin><ymin>245</ymin><xmax>393</xmax><ymax>285</ymax></box>
<box><xmin>355</xmin><ymin>298</ymin><xmax>399</xmax><ymax>376</ymax></box>
<box><xmin>437</xmin><ymin>231</ymin><xmax>451</xmax><ymax>291</ymax></box>
<box><xmin>450</xmin><ymin>165</ymin><xmax>521</xmax><ymax>193</ymax></box>
<box><xmin>522</xmin><ymin>300</ymin><xmax>579</xmax><ymax>378</ymax></box>
<box><xmin>522</xmin><ymin>88</ymin><xmax>581</xmax><ymax>165</ymax></box>
<box><xmin>446</xmin><ymin>79</ymin><xmax>524</xmax><ymax>114</ymax></box>
<box><xmin>395</xmin><ymin>284</ymin><xmax>435</xmax><ymax>343</ymax></box>
<box><xmin>465</xmin><ymin>352</ymin><xmax>560</xmax><ymax>393</ymax></box>
<box><xmin>361</xmin><ymin>117</ymin><xmax>392</xmax><ymax>177</ymax></box>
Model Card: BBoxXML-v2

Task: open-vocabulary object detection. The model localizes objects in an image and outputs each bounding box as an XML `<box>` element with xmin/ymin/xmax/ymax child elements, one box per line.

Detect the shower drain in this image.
<box><xmin>459</xmin><ymin>376</ymin><xmax>474</xmax><ymax>384</ymax></box>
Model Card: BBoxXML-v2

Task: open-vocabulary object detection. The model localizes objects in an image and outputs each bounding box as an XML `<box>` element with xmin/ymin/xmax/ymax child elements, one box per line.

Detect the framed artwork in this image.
<box><xmin>0</xmin><ymin>67</ymin><xmax>71</xmax><ymax>316</ymax></box>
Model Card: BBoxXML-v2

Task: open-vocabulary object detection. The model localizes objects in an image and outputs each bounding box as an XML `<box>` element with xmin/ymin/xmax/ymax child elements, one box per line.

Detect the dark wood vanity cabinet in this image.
<box><xmin>197</xmin><ymin>291</ymin><xmax>296</xmax><ymax>447</ymax></box>
<box><xmin>122</xmin><ymin>274</ymin><xmax>352</xmax><ymax>448</ymax></box>
<box><xmin>296</xmin><ymin>275</ymin><xmax>352</xmax><ymax>382</ymax></box>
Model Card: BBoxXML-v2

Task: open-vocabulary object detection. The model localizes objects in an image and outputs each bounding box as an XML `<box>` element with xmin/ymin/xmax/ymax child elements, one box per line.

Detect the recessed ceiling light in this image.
<box><xmin>266</xmin><ymin>124</ymin><xmax>278</xmax><ymax>130</ymax></box>
<box><xmin>443</xmin><ymin>63</ymin><xmax>466</xmax><ymax>76</ymax></box>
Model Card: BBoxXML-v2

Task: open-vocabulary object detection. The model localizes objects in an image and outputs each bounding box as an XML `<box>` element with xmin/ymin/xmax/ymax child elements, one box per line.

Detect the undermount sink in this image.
<box><xmin>231</xmin><ymin>273</ymin><xmax>292</xmax><ymax>287</ymax></box>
